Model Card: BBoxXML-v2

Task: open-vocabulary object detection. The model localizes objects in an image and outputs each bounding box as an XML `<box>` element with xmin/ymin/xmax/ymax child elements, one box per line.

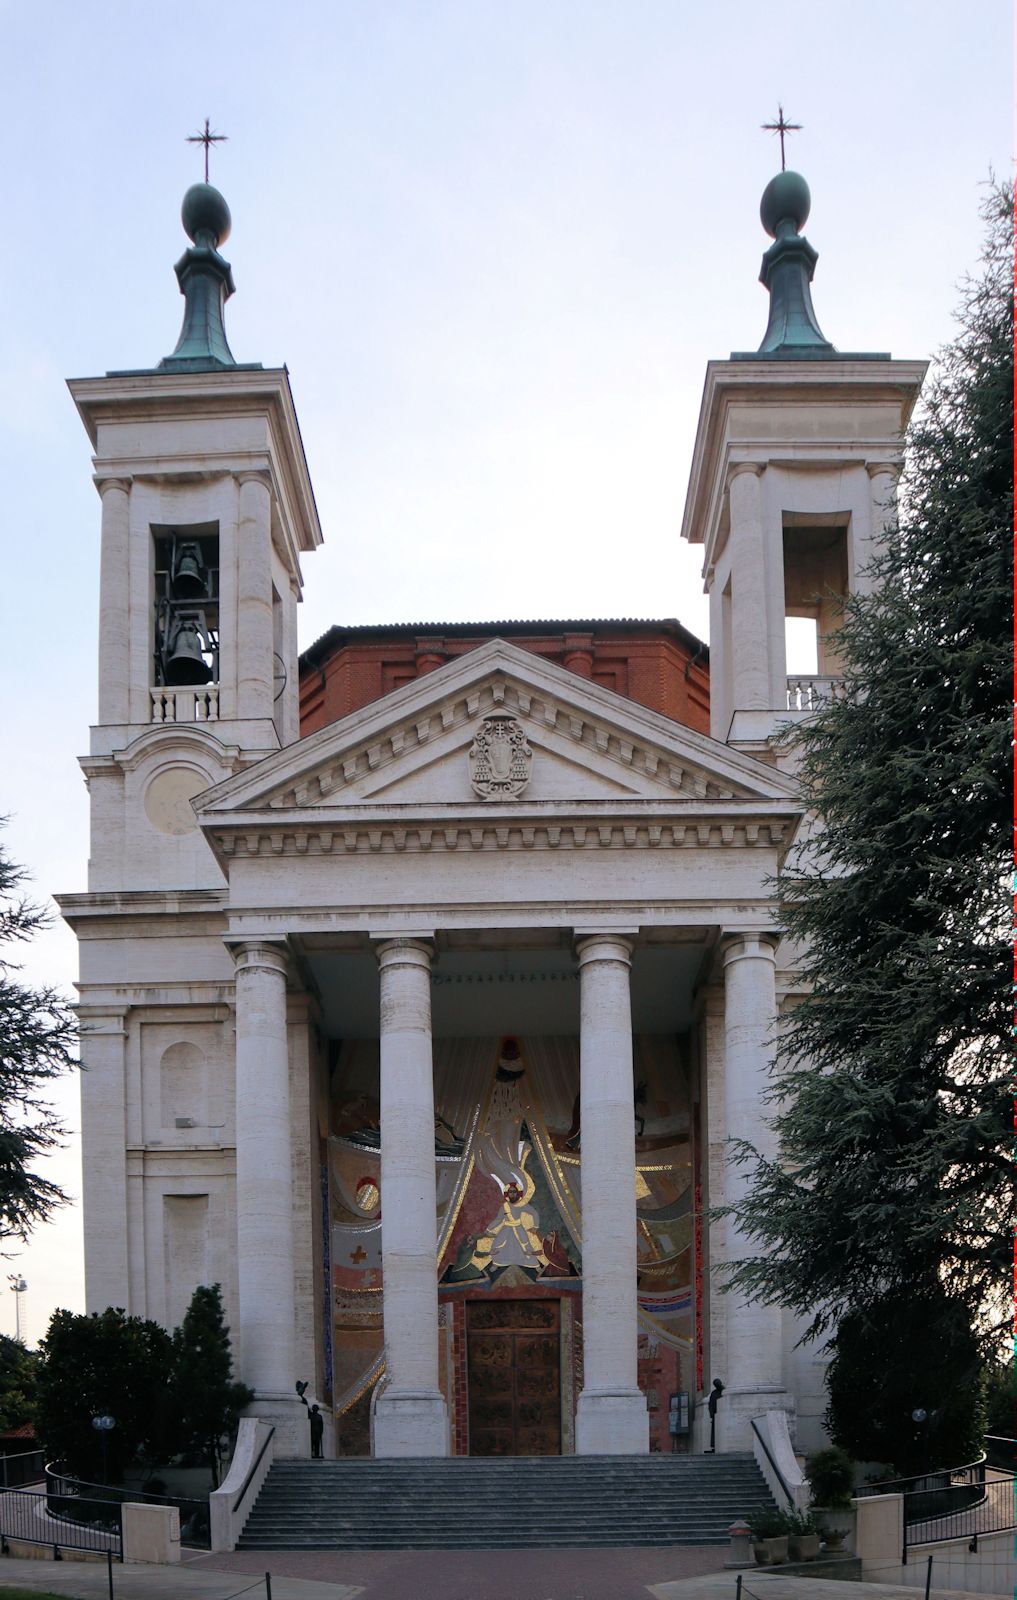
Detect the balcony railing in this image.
<box><xmin>150</xmin><ymin>686</ymin><xmax>219</xmax><ymax>724</ymax></box>
<box><xmin>786</xmin><ymin>674</ymin><xmax>845</xmax><ymax>711</ymax></box>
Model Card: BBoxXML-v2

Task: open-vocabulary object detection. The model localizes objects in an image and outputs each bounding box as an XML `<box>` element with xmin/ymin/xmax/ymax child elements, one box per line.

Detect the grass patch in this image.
<box><xmin>0</xmin><ymin>1589</ymin><xmax>80</xmax><ymax>1598</ymax></box>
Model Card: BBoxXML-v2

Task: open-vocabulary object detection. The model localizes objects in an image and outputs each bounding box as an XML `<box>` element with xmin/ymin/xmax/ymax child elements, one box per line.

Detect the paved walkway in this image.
<box><xmin>650</xmin><ymin>1574</ymin><xmax>1000</xmax><ymax>1599</ymax></box>
<box><xmin>0</xmin><ymin>1549</ymin><xmax>1001</xmax><ymax>1600</ymax></box>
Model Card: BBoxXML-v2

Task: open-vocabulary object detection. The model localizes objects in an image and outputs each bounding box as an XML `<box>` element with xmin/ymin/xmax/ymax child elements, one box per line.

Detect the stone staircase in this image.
<box><xmin>237</xmin><ymin>1452</ymin><xmax>775</xmax><ymax>1549</ymax></box>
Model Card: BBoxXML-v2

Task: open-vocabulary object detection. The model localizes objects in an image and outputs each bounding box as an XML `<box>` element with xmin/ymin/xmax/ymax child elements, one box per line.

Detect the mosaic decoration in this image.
<box><xmin>327</xmin><ymin>1032</ymin><xmax>695</xmax><ymax>1452</ymax></box>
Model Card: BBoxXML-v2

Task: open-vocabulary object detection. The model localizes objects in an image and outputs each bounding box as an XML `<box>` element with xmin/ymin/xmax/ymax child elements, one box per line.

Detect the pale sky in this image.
<box><xmin>0</xmin><ymin>0</ymin><xmax>1010</xmax><ymax>1347</ymax></box>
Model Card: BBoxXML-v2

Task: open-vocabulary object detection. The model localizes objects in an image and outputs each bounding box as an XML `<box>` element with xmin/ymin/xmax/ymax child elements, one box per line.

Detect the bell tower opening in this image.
<box><xmin>153</xmin><ymin>523</ymin><xmax>220</xmax><ymax>688</ymax></box>
<box><xmin>782</xmin><ymin>517</ymin><xmax>848</xmax><ymax>680</ymax></box>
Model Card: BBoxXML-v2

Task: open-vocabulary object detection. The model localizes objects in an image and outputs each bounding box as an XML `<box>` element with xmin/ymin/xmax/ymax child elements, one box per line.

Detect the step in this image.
<box><xmin>237</xmin><ymin>1452</ymin><xmax>776</xmax><ymax>1551</ymax></box>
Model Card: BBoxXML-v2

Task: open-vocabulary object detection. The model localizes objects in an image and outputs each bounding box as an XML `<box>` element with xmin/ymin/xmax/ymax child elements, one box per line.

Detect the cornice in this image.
<box><xmin>209</xmin><ymin>807</ymin><xmax>795</xmax><ymax>860</ymax></box>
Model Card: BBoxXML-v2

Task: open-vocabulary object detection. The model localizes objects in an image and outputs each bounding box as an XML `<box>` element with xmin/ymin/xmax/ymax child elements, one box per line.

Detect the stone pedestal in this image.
<box><xmin>574</xmin><ymin>934</ymin><xmax>649</xmax><ymax>1455</ymax></box>
<box><xmin>373</xmin><ymin>939</ymin><xmax>449</xmax><ymax>1457</ymax></box>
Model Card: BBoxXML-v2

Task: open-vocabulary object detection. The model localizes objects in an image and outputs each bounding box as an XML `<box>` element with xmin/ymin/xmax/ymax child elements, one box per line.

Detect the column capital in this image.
<box><xmin>229</xmin><ymin>939</ymin><xmax>290</xmax><ymax>980</ymax></box>
<box><xmin>235</xmin><ymin>468</ymin><xmax>272</xmax><ymax>492</ymax></box>
<box><xmin>865</xmin><ymin>458</ymin><xmax>901</xmax><ymax>481</ymax></box>
<box><xmin>727</xmin><ymin>460</ymin><xmax>764</xmax><ymax>484</ymax></box>
<box><xmin>720</xmin><ymin>929</ymin><xmax>779</xmax><ymax>968</ymax></box>
<box><xmin>94</xmin><ymin>474</ymin><xmax>132</xmax><ymax>498</ymax></box>
<box><xmin>574</xmin><ymin>932</ymin><xmax>635</xmax><ymax>968</ymax></box>
<box><xmin>374</xmin><ymin>936</ymin><xmax>435</xmax><ymax>973</ymax></box>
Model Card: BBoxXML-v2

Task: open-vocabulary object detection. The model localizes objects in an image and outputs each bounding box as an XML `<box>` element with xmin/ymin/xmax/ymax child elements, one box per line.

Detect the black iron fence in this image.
<box><xmin>45</xmin><ymin>1465</ymin><xmax>211</xmax><ymax>1550</ymax></box>
<box><xmin>0</xmin><ymin>1448</ymin><xmax>45</xmax><ymax>1488</ymax></box>
<box><xmin>903</xmin><ymin>1468</ymin><xmax>1017</xmax><ymax>1553</ymax></box>
<box><xmin>0</xmin><ymin>1483</ymin><xmax>122</xmax><ymax>1558</ymax></box>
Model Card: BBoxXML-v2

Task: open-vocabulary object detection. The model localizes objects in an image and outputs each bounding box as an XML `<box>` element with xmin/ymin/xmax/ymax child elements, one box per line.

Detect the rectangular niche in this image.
<box><xmin>163</xmin><ymin>1193</ymin><xmax>209</xmax><ymax>1329</ymax></box>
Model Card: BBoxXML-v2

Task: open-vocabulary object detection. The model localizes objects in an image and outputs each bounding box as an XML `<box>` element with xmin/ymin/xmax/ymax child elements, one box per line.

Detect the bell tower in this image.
<box><xmin>681</xmin><ymin>169</ymin><xmax>926</xmax><ymax>750</ymax></box>
<box><xmin>69</xmin><ymin>181</ymin><xmax>322</xmax><ymax>889</ymax></box>
<box><xmin>61</xmin><ymin>180</ymin><xmax>323</xmax><ymax>1381</ymax></box>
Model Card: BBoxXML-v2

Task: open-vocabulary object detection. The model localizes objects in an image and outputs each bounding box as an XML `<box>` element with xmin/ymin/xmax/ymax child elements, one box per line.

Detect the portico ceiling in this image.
<box><xmin>297</xmin><ymin>935</ymin><xmax>710</xmax><ymax>1039</ymax></box>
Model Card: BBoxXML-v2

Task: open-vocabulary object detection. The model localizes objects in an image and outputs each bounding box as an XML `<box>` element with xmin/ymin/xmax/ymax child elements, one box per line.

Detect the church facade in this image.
<box><xmin>60</xmin><ymin>171</ymin><xmax>925</xmax><ymax>1461</ymax></box>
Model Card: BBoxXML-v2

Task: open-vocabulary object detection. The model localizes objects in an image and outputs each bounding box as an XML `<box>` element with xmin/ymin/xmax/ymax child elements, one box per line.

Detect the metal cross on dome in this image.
<box><xmin>187</xmin><ymin>118</ymin><xmax>228</xmax><ymax>183</ymax></box>
<box><xmin>762</xmin><ymin>105</ymin><xmax>802</xmax><ymax>171</ymax></box>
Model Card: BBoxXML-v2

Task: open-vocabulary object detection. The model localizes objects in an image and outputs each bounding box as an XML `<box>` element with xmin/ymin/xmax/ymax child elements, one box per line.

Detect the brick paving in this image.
<box><xmin>187</xmin><ymin>1541</ymin><xmax>730</xmax><ymax>1599</ymax></box>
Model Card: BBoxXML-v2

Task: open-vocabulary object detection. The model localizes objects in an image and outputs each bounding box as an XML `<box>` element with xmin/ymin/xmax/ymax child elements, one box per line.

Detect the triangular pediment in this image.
<box><xmin>197</xmin><ymin>640</ymin><xmax>800</xmax><ymax>826</ymax></box>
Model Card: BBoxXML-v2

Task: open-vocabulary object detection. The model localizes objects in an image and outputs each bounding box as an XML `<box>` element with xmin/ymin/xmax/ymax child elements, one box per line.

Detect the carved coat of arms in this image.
<box><xmin>468</xmin><ymin>713</ymin><xmax>532</xmax><ymax>798</ymax></box>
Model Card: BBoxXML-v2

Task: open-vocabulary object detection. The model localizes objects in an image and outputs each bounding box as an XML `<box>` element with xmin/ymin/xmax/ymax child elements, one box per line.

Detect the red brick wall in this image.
<box><xmin>300</xmin><ymin>626</ymin><xmax>709</xmax><ymax>736</ymax></box>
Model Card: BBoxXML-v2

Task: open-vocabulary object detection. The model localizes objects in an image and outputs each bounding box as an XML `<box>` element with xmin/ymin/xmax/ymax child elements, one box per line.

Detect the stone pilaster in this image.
<box><xmin>235</xmin><ymin>471</ymin><xmax>274</xmax><ymax>724</ymax></box>
<box><xmin>720</xmin><ymin>931</ymin><xmax>788</xmax><ymax>1446</ymax></box>
<box><xmin>79</xmin><ymin>1005</ymin><xmax>130</xmax><ymax>1311</ymax></box>
<box><xmin>574</xmin><ymin>934</ymin><xmax>649</xmax><ymax>1455</ymax></box>
<box><xmin>727</xmin><ymin>463</ymin><xmax>771</xmax><ymax>712</ymax></box>
<box><xmin>232</xmin><ymin>941</ymin><xmax>302</xmax><ymax>1451</ymax></box>
<box><xmin>373</xmin><ymin>938</ymin><xmax>449</xmax><ymax>1457</ymax></box>
<box><xmin>863</xmin><ymin>460</ymin><xmax>901</xmax><ymax>578</ymax></box>
<box><xmin>96</xmin><ymin>477</ymin><xmax>132</xmax><ymax>726</ymax></box>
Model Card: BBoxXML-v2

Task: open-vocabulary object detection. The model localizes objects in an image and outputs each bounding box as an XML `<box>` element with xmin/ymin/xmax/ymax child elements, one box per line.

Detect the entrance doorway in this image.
<box><xmin>466</xmin><ymin>1300</ymin><xmax>561</xmax><ymax>1455</ymax></box>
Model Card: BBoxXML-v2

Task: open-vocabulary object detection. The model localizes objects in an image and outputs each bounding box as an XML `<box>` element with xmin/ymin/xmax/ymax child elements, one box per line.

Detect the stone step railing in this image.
<box><xmin>786</xmin><ymin>674</ymin><xmax>845</xmax><ymax>711</ymax></box>
<box><xmin>150</xmin><ymin>685</ymin><xmax>220</xmax><ymax>723</ymax></box>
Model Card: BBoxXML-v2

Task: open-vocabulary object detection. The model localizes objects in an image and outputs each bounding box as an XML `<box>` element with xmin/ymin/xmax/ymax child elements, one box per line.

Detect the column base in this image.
<box><xmin>575</xmin><ymin>1388</ymin><xmax>649</xmax><ymax>1455</ymax></box>
<box><xmin>373</xmin><ymin>1389</ymin><xmax>449</xmax><ymax>1458</ymax></box>
<box><xmin>715</xmin><ymin>1387</ymin><xmax>794</xmax><ymax>1452</ymax></box>
<box><xmin>245</xmin><ymin>1394</ymin><xmax>308</xmax><ymax>1459</ymax></box>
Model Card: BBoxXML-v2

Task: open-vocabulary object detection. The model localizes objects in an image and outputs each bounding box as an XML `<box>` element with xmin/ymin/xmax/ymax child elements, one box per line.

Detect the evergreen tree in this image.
<box><xmin>35</xmin><ymin>1307</ymin><xmax>175</xmax><ymax>1482</ymax></box>
<box><xmin>723</xmin><ymin>184</ymin><xmax>1012</xmax><ymax>1350</ymax></box>
<box><xmin>171</xmin><ymin>1285</ymin><xmax>252</xmax><ymax>1486</ymax></box>
<box><xmin>0</xmin><ymin>834</ymin><xmax>76</xmax><ymax>1240</ymax></box>
<box><xmin>825</xmin><ymin>1292</ymin><xmax>985</xmax><ymax>1474</ymax></box>
<box><xmin>0</xmin><ymin>1334</ymin><xmax>39</xmax><ymax>1434</ymax></box>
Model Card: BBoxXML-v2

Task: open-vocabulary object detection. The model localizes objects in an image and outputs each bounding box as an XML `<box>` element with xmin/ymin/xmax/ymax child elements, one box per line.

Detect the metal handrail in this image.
<box><xmin>749</xmin><ymin>1417</ymin><xmax>795</xmax><ymax>1509</ymax></box>
<box><xmin>230</xmin><ymin>1424</ymin><xmax>276</xmax><ymax>1512</ymax></box>
<box><xmin>45</xmin><ymin>1461</ymin><xmax>211</xmax><ymax>1549</ymax></box>
<box><xmin>856</xmin><ymin>1452</ymin><xmax>987</xmax><ymax>1497</ymax></box>
<box><xmin>0</xmin><ymin>1482</ymin><xmax>124</xmax><ymax>1560</ymax></box>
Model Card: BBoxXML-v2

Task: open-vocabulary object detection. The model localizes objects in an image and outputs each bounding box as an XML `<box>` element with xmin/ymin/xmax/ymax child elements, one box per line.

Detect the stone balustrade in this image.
<box><xmin>150</xmin><ymin>685</ymin><xmax>220</xmax><ymax>723</ymax></box>
<box><xmin>785</xmin><ymin>674</ymin><xmax>845</xmax><ymax>711</ymax></box>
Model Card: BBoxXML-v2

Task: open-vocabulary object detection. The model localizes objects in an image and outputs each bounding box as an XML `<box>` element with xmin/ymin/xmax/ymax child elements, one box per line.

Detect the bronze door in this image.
<box><xmin>466</xmin><ymin>1299</ymin><xmax>561</xmax><ymax>1455</ymax></box>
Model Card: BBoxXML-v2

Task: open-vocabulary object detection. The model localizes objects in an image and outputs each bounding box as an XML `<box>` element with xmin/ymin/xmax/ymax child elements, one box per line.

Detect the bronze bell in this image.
<box><xmin>172</xmin><ymin>541</ymin><xmax>206</xmax><ymax>599</ymax></box>
<box><xmin>165</xmin><ymin>620</ymin><xmax>212</xmax><ymax>684</ymax></box>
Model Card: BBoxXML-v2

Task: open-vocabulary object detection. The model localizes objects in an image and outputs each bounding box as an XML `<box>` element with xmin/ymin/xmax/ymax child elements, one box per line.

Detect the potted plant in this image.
<box><xmin>806</xmin><ymin>1446</ymin><xmax>856</xmax><ymax>1550</ymax></box>
<box><xmin>786</xmin><ymin>1506</ymin><xmax>822</xmax><ymax>1562</ymax></box>
<box><xmin>747</xmin><ymin>1507</ymin><xmax>790</xmax><ymax>1564</ymax></box>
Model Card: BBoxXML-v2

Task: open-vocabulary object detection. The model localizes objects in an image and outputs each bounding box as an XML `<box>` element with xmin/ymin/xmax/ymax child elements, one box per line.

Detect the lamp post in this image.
<box><xmin>91</xmin><ymin>1415</ymin><xmax>116</xmax><ymax>1485</ymax></box>
<box><xmin>7</xmin><ymin>1277</ymin><xmax>26</xmax><ymax>1344</ymax></box>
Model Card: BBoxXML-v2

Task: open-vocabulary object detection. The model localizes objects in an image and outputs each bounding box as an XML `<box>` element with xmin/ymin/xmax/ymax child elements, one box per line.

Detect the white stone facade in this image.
<box><xmin>61</xmin><ymin>264</ymin><xmax>925</xmax><ymax>1463</ymax></box>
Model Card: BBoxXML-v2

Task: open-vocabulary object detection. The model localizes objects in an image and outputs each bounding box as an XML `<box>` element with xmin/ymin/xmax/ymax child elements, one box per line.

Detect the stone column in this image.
<box><xmin>727</xmin><ymin>463</ymin><xmax>772</xmax><ymax>711</ymax></box>
<box><xmin>575</xmin><ymin>934</ymin><xmax>649</xmax><ymax>1455</ymax></box>
<box><xmin>235</xmin><ymin>471</ymin><xmax>274</xmax><ymax>725</ymax></box>
<box><xmin>233</xmin><ymin>942</ymin><xmax>301</xmax><ymax>1449</ymax></box>
<box><xmin>96</xmin><ymin>478</ymin><xmax>131</xmax><ymax>726</ymax></box>
<box><xmin>373</xmin><ymin>939</ymin><xmax>448</xmax><ymax>1457</ymax></box>
<box><xmin>721</xmin><ymin>931</ymin><xmax>787</xmax><ymax>1446</ymax></box>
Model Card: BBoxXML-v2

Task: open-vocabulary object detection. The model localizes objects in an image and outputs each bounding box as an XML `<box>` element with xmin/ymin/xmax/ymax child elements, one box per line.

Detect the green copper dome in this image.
<box><xmin>181</xmin><ymin>182</ymin><xmax>232</xmax><ymax>248</ymax></box>
<box><xmin>760</xmin><ymin>170</ymin><xmax>811</xmax><ymax>238</ymax></box>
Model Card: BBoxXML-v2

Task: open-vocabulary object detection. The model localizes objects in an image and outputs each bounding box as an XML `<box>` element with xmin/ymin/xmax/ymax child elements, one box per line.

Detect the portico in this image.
<box><xmin>192</xmin><ymin>638</ymin><xmax>801</xmax><ymax>1457</ymax></box>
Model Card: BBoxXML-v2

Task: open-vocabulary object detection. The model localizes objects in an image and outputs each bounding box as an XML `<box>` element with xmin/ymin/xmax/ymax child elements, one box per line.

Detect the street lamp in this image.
<box><xmin>91</xmin><ymin>1414</ymin><xmax>116</xmax><ymax>1484</ymax></box>
<box><xmin>7</xmin><ymin>1277</ymin><xmax>27</xmax><ymax>1344</ymax></box>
